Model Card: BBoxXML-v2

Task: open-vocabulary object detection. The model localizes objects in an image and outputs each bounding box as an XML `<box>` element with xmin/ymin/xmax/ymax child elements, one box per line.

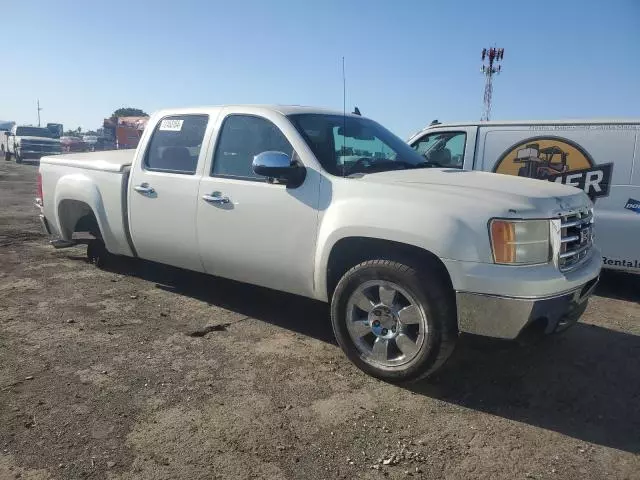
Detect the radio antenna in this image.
<box><xmin>342</xmin><ymin>56</ymin><xmax>346</xmax><ymax>177</ymax></box>
<box><xmin>37</xmin><ymin>99</ymin><xmax>43</xmax><ymax>127</ymax></box>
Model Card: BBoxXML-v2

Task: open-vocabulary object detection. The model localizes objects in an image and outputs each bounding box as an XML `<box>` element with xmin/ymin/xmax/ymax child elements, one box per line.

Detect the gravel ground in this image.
<box><xmin>1</xmin><ymin>160</ymin><xmax>639</xmax><ymax>480</ymax></box>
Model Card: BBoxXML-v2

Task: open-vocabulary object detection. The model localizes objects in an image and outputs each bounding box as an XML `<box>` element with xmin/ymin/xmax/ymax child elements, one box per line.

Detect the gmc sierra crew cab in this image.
<box><xmin>36</xmin><ymin>105</ymin><xmax>601</xmax><ymax>381</ymax></box>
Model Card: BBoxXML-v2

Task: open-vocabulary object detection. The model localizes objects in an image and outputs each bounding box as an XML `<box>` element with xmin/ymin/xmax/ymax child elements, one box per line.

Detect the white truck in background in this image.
<box><xmin>408</xmin><ymin>119</ymin><xmax>640</xmax><ymax>274</ymax></box>
<box><xmin>2</xmin><ymin>124</ymin><xmax>62</xmax><ymax>163</ymax></box>
<box><xmin>36</xmin><ymin>105</ymin><xmax>601</xmax><ymax>381</ymax></box>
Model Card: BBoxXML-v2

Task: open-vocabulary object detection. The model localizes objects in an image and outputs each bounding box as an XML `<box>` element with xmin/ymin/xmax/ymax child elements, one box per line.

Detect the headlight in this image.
<box><xmin>489</xmin><ymin>219</ymin><xmax>551</xmax><ymax>265</ymax></box>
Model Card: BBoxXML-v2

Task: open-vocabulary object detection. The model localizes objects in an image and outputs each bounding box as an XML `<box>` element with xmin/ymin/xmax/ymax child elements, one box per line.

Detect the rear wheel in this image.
<box><xmin>331</xmin><ymin>259</ymin><xmax>457</xmax><ymax>383</ymax></box>
<box><xmin>87</xmin><ymin>239</ymin><xmax>111</xmax><ymax>268</ymax></box>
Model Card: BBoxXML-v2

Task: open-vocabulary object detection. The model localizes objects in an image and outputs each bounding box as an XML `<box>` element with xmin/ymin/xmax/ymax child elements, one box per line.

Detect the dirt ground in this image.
<box><xmin>1</xmin><ymin>160</ymin><xmax>639</xmax><ymax>480</ymax></box>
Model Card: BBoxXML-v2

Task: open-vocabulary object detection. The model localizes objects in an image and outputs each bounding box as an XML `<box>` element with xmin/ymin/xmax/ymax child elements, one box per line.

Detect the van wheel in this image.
<box><xmin>87</xmin><ymin>239</ymin><xmax>110</xmax><ymax>268</ymax></box>
<box><xmin>330</xmin><ymin>259</ymin><xmax>457</xmax><ymax>383</ymax></box>
<box><xmin>14</xmin><ymin>152</ymin><xmax>22</xmax><ymax>164</ymax></box>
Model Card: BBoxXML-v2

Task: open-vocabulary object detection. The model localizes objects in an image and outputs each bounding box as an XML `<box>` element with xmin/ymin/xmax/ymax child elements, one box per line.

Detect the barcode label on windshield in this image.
<box><xmin>159</xmin><ymin>119</ymin><xmax>184</xmax><ymax>132</ymax></box>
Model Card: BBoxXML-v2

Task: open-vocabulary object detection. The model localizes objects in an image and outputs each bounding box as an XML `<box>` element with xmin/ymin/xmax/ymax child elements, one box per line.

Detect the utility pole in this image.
<box><xmin>480</xmin><ymin>47</ymin><xmax>504</xmax><ymax>121</ymax></box>
<box><xmin>37</xmin><ymin>99</ymin><xmax>43</xmax><ymax>127</ymax></box>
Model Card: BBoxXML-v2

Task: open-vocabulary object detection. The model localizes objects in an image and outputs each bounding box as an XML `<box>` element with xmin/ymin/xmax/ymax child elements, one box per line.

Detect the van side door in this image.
<box><xmin>408</xmin><ymin>127</ymin><xmax>477</xmax><ymax>170</ymax></box>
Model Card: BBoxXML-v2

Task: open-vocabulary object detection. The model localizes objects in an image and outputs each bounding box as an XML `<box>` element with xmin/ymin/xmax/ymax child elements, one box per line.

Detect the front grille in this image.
<box><xmin>558</xmin><ymin>207</ymin><xmax>593</xmax><ymax>271</ymax></box>
<box><xmin>21</xmin><ymin>142</ymin><xmax>61</xmax><ymax>153</ymax></box>
<box><xmin>22</xmin><ymin>143</ymin><xmax>43</xmax><ymax>152</ymax></box>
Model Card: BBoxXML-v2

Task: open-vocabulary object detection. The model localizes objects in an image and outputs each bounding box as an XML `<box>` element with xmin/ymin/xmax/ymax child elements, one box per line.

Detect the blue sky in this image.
<box><xmin>2</xmin><ymin>0</ymin><xmax>639</xmax><ymax>137</ymax></box>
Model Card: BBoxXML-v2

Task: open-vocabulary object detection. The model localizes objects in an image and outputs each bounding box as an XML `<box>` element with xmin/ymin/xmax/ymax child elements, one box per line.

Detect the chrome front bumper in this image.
<box><xmin>21</xmin><ymin>152</ymin><xmax>59</xmax><ymax>161</ymax></box>
<box><xmin>456</xmin><ymin>277</ymin><xmax>599</xmax><ymax>339</ymax></box>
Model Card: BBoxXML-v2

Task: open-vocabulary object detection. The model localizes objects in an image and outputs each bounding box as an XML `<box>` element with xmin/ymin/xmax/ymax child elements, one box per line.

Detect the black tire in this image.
<box><xmin>14</xmin><ymin>151</ymin><xmax>22</xmax><ymax>164</ymax></box>
<box><xmin>87</xmin><ymin>239</ymin><xmax>110</xmax><ymax>268</ymax></box>
<box><xmin>4</xmin><ymin>152</ymin><xmax>10</xmax><ymax>161</ymax></box>
<box><xmin>331</xmin><ymin>259</ymin><xmax>458</xmax><ymax>383</ymax></box>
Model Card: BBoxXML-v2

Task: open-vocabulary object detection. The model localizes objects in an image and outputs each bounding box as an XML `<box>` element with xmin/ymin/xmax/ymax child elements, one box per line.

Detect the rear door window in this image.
<box><xmin>144</xmin><ymin>115</ymin><xmax>209</xmax><ymax>174</ymax></box>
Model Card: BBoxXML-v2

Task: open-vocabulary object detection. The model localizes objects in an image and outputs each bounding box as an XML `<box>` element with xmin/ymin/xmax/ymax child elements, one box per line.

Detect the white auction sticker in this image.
<box><xmin>159</xmin><ymin>119</ymin><xmax>184</xmax><ymax>131</ymax></box>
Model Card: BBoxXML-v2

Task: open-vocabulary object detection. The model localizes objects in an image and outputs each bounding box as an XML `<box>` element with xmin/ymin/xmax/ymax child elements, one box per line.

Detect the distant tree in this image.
<box><xmin>111</xmin><ymin>107</ymin><xmax>148</xmax><ymax>118</ymax></box>
<box><xmin>77</xmin><ymin>127</ymin><xmax>82</xmax><ymax>133</ymax></box>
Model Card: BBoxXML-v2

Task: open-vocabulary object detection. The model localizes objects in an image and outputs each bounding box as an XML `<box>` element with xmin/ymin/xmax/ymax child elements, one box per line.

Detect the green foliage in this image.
<box><xmin>111</xmin><ymin>108</ymin><xmax>148</xmax><ymax>118</ymax></box>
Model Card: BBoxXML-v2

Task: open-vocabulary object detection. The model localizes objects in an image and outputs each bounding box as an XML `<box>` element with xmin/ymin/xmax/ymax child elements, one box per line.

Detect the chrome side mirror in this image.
<box><xmin>252</xmin><ymin>151</ymin><xmax>306</xmax><ymax>187</ymax></box>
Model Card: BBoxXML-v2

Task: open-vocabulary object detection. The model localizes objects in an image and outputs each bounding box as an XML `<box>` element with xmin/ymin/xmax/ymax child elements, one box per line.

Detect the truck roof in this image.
<box><xmin>412</xmin><ymin>118</ymin><xmax>640</xmax><ymax>138</ymax></box>
<box><xmin>154</xmin><ymin>105</ymin><xmax>363</xmax><ymax>118</ymax></box>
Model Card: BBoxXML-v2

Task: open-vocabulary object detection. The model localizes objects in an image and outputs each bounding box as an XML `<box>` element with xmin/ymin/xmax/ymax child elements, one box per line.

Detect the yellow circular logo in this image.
<box><xmin>494</xmin><ymin>137</ymin><xmax>594</xmax><ymax>179</ymax></box>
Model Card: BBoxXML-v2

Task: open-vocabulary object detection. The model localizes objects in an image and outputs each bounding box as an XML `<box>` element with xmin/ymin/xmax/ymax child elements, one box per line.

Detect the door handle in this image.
<box><xmin>202</xmin><ymin>192</ymin><xmax>230</xmax><ymax>204</ymax></box>
<box><xmin>134</xmin><ymin>183</ymin><xmax>155</xmax><ymax>195</ymax></box>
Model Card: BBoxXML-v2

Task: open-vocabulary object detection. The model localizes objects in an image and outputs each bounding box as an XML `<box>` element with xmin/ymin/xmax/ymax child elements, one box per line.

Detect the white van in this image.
<box><xmin>407</xmin><ymin>120</ymin><xmax>640</xmax><ymax>274</ymax></box>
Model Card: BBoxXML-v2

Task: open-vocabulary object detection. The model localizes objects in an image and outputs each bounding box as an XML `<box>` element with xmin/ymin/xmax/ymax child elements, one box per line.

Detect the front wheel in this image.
<box><xmin>331</xmin><ymin>259</ymin><xmax>458</xmax><ymax>383</ymax></box>
<box><xmin>14</xmin><ymin>151</ymin><xmax>22</xmax><ymax>164</ymax></box>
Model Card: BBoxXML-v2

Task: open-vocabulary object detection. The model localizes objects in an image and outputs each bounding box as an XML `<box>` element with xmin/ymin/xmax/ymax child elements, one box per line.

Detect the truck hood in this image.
<box><xmin>361</xmin><ymin>168</ymin><xmax>590</xmax><ymax>216</ymax></box>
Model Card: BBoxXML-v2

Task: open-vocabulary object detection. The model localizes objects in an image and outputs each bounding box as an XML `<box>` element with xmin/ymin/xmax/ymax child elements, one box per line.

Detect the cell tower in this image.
<box><xmin>480</xmin><ymin>47</ymin><xmax>504</xmax><ymax>121</ymax></box>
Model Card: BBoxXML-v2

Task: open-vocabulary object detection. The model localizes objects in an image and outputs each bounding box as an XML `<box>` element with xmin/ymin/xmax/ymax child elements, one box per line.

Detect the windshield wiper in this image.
<box><xmin>412</xmin><ymin>160</ymin><xmax>443</xmax><ymax>168</ymax></box>
<box><xmin>343</xmin><ymin>159</ymin><xmax>411</xmax><ymax>176</ymax></box>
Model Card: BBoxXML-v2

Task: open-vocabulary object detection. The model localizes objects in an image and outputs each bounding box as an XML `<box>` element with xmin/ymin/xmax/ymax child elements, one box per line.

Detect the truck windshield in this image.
<box><xmin>15</xmin><ymin>127</ymin><xmax>55</xmax><ymax>138</ymax></box>
<box><xmin>288</xmin><ymin>114</ymin><xmax>432</xmax><ymax>176</ymax></box>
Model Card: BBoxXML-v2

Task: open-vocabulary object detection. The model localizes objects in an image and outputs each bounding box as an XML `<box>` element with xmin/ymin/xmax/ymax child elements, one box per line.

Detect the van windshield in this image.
<box><xmin>288</xmin><ymin>114</ymin><xmax>434</xmax><ymax>176</ymax></box>
<box><xmin>15</xmin><ymin>126</ymin><xmax>55</xmax><ymax>138</ymax></box>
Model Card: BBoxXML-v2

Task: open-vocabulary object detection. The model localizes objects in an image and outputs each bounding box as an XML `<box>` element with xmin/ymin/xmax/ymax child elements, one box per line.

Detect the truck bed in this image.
<box><xmin>40</xmin><ymin>149</ymin><xmax>135</xmax><ymax>172</ymax></box>
<box><xmin>39</xmin><ymin>149</ymin><xmax>136</xmax><ymax>258</ymax></box>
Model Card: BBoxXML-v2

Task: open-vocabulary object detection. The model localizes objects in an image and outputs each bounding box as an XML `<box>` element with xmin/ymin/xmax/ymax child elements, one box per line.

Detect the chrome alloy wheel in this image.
<box><xmin>345</xmin><ymin>280</ymin><xmax>427</xmax><ymax>368</ymax></box>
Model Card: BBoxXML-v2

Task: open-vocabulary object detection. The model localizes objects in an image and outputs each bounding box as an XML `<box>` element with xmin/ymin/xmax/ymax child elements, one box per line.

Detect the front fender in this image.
<box><xmin>312</xmin><ymin>199</ymin><xmax>493</xmax><ymax>301</ymax></box>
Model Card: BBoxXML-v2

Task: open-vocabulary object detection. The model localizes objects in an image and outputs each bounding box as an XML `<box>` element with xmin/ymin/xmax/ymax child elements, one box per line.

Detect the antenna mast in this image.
<box><xmin>342</xmin><ymin>56</ymin><xmax>346</xmax><ymax>121</ymax></box>
<box><xmin>480</xmin><ymin>47</ymin><xmax>504</xmax><ymax>121</ymax></box>
<box><xmin>37</xmin><ymin>99</ymin><xmax>43</xmax><ymax>127</ymax></box>
<box><xmin>342</xmin><ymin>56</ymin><xmax>346</xmax><ymax>177</ymax></box>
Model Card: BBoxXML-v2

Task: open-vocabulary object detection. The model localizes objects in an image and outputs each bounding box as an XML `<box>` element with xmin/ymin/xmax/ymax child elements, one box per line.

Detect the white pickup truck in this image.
<box><xmin>37</xmin><ymin>105</ymin><xmax>601</xmax><ymax>381</ymax></box>
<box><xmin>3</xmin><ymin>125</ymin><xmax>62</xmax><ymax>163</ymax></box>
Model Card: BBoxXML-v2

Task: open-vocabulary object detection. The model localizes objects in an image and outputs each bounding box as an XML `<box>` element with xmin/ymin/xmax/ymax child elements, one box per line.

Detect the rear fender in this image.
<box><xmin>53</xmin><ymin>174</ymin><xmax>117</xmax><ymax>252</ymax></box>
